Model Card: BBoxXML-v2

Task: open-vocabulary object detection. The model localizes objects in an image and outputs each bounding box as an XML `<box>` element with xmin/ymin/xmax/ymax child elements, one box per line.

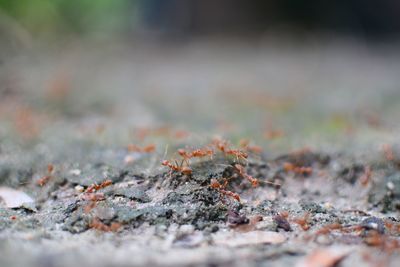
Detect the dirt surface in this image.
<box><xmin>1</xmin><ymin>39</ymin><xmax>400</xmax><ymax>266</ymax></box>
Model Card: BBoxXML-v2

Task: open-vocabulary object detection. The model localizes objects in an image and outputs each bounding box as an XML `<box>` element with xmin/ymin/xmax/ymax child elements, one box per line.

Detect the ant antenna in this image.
<box><xmin>163</xmin><ymin>144</ymin><xmax>169</xmax><ymax>159</ymax></box>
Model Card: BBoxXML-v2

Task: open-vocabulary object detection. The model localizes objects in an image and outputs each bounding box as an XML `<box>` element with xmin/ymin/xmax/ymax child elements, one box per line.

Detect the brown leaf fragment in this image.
<box><xmin>296</xmin><ymin>247</ymin><xmax>349</xmax><ymax>267</ymax></box>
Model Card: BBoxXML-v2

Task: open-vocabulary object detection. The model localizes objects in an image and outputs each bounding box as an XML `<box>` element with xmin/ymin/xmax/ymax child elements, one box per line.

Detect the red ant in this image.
<box><xmin>177</xmin><ymin>149</ymin><xmax>192</xmax><ymax>165</ymax></box>
<box><xmin>314</xmin><ymin>223</ymin><xmax>343</xmax><ymax>235</ymax></box>
<box><xmin>178</xmin><ymin>147</ymin><xmax>214</xmax><ymax>164</ymax></box>
<box><xmin>293</xmin><ymin>212</ymin><xmax>311</xmax><ymax>231</ymax></box>
<box><xmin>226</xmin><ymin>149</ymin><xmax>248</xmax><ymax>162</ymax></box>
<box><xmin>37</xmin><ymin>164</ymin><xmax>55</xmax><ymax>186</ymax></box>
<box><xmin>81</xmin><ymin>192</ymin><xmax>105</xmax><ymax>201</ymax></box>
<box><xmin>89</xmin><ymin>218</ymin><xmax>121</xmax><ymax>232</ymax></box>
<box><xmin>234</xmin><ymin>164</ymin><xmax>259</xmax><ymax>187</ymax></box>
<box><xmin>210</xmin><ymin>178</ymin><xmax>240</xmax><ymax>202</ymax></box>
<box><xmin>162</xmin><ymin>160</ymin><xmax>192</xmax><ymax>176</ymax></box>
<box><xmin>360</xmin><ymin>165</ymin><xmax>372</xmax><ymax>186</ymax></box>
<box><xmin>86</xmin><ymin>179</ymin><xmax>113</xmax><ymax>193</ymax></box>
<box><xmin>264</xmin><ymin>129</ymin><xmax>285</xmax><ymax>140</ymax></box>
<box><xmin>382</xmin><ymin>144</ymin><xmax>394</xmax><ymax>161</ymax></box>
<box><xmin>283</xmin><ymin>162</ymin><xmax>312</xmax><ymax>175</ymax></box>
<box><xmin>212</xmin><ymin>138</ymin><xmax>229</xmax><ymax>153</ymax></box>
<box><xmin>239</xmin><ymin>139</ymin><xmax>263</xmax><ymax>154</ymax></box>
<box><xmin>212</xmin><ymin>138</ymin><xmax>248</xmax><ymax>162</ymax></box>
<box><xmin>127</xmin><ymin>144</ymin><xmax>156</xmax><ymax>153</ymax></box>
<box><xmin>191</xmin><ymin>148</ymin><xmax>214</xmax><ymax>159</ymax></box>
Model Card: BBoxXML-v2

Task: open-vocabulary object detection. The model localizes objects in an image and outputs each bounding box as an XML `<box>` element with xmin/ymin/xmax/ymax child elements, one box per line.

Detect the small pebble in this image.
<box><xmin>227</xmin><ymin>210</ymin><xmax>249</xmax><ymax>225</ymax></box>
<box><xmin>75</xmin><ymin>185</ymin><xmax>84</xmax><ymax>193</ymax></box>
<box><xmin>273</xmin><ymin>214</ymin><xmax>292</xmax><ymax>231</ymax></box>
<box><xmin>361</xmin><ymin>217</ymin><xmax>385</xmax><ymax>234</ymax></box>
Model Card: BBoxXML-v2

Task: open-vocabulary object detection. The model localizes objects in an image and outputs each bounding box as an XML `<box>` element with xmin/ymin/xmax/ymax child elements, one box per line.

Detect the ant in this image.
<box><xmin>37</xmin><ymin>164</ymin><xmax>55</xmax><ymax>186</ymax></box>
<box><xmin>239</xmin><ymin>139</ymin><xmax>263</xmax><ymax>154</ymax></box>
<box><xmin>210</xmin><ymin>178</ymin><xmax>240</xmax><ymax>202</ymax></box>
<box><xmin>89</xmin><ymin>218</ymin><xmax>121</xmax><ymax>232</ymax></box>
<box><xmin>359</xmin><ymin>165</ymin><xmax>372</xmax><ymax>186</ymax></box>
<box><xmin>233</xmin><ymin>164</ymin><xmax>280</xmax><ymax>188</ymax></box>
<box><xmin>264</xmin><ymin>129</ymin><xmax>285</xmax><ymax>140</ymax></box>
<box><xmin>162</xmin><ymin>160</ymin><xmax>192</xmax><ymax>176</ymax></box>
<box><xmin>86</xmin><ymin>179</ymin><xmax>113</xmax><ymax>193</ymax></box>
<box><xmin>212</xmin><ymin>138</ymin><xmax>228</xmax><ymax>152</ymax></box>
<box><xmin>81</xmin><ymin>192</ymin><xmax>105</xmax><ymax>201</ymax></box>
<box><xmin>363</xmin><ymin>230</ymin><xmax>400</xmax><ymax>252</ymax></box>
<box><xmin>127</xmin><ymin>144</ymin><xmax>156</xmax><ymax>153</ymax></box>
<box><xmin>382</xmin><ymin>144</ymin><xmax>394</xmax><ymax>161</ymax></box>
<box><xmin>191</xmin><ymin>148</ymin><xmax>214</xmax><ymax>159</ymax></box>
<box><xmin>283</xmin><ymin>162</ymin><xmax>312</xmax><ymax>176</ymax></box>
<box><xmin>226</xmin><ymin>149</ymin><xmax>248</xmax><ymax>162</ymax></box>
<box><xmin>234</xmin><ymin>164</ymin><xmax>259</xmax><ymax>187</ymax></box>
<box><xmin>314</xmin><ymin>223</ymin><xmax>343</xmax><ymax>235</ymax></box>
<box><xmin>212</xmin><ymin>138</ymin><xmax>248</xmax><ymax>162</ymax></box>
<box><xmin>293</xmin><ymin>212</ymin><xmax>311</xmax><ymax>231</ymax></box>
<box><xmin>178</xmin><ymin>147</ymin><xmax>214</xmax><ymax>164</ymax></box>
<box><xmin>177</xmin><ymin>149</ymin><xmax>192</xmax><ymax>165</ymax></box>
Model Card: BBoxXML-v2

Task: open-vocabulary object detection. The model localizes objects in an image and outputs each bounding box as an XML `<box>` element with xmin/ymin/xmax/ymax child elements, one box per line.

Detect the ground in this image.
<box><xmin>1</xmin><ymin>38</ymin><xmax>400</xmax><ymax>267</ymax></box>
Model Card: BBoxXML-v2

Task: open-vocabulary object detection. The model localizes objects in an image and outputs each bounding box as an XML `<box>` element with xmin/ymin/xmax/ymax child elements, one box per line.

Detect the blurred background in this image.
<box><xmin>1</xmin><ymin>0</ymin><xmax>400</xmax><ymax>40</ymax></box>
<box><xmin>1</xmin><ymin>0</ymin><xmax>400</xmax><ymax>154</ymax></box>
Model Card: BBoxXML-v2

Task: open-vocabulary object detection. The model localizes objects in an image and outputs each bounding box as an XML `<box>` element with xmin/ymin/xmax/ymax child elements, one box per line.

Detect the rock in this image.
<box><xmin>368</xmin><ymin>172</ymin><xmax>400</xmax><ymax>212</ymax></box>
<box><xmin>360</xmin><ymin>217</ymin><xmax>385</xmax><ymax>234</ymax></box>
<box><xmin>0</xmin><ymin>187</ymin><xmax>34</xmax><ymax>208</ymax></box>
<box><xmin>112</xmin><ymin>186</ymin><xmax>151</xmax><ymax>203</ymax></box>
<box><xmin>64</xmin><ymin>164</ymin><xmax>125</xmax><ymax>186</ymax></box>
<box><xmin>273</xmin><ymin>214</ymin><xmax>292</xmax><ymax>231</ymax></box>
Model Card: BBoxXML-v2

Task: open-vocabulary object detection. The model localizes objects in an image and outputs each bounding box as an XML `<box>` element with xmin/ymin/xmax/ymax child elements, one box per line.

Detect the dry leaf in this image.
<box><xmin>296</xmin><ymin>247</ymin><xmax>350</xmax><ymax>267</ymax></box>
<box><xmin>0</xmin><ymin>187</ymin><xmax>34</xmax><ymax>208</ymax></box>
<box><xmin>213</xmin><ymin>230</ymin><xmax>285</xmax><ymax>247</ymax></box>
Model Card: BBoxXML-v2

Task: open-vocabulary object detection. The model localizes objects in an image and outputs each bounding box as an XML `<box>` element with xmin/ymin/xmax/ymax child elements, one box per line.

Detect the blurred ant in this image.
<box><xmin>382</xmin><ymin>144</ymin><xmax>394</xmax><ymax>161</ymax></box>
<box><xmin>212</xmin><ymin>138</ymin><xmax>229</xmax><ymax>153</ymax></box>
<box><xmin>239</xmin><ymin>139</ymin><xmax>263</xmax><ymax>154</ymax></box>
<box><xmin>314</xmin><ymin>223</ymin><xmax>343</xmax><ymax>235</ymax></box>
<box><xmin>226</xmin><ymin>149</ymin><xmax>248</xmax><ymax>162</ymax></box>
<box><xmin>81</xmin><ymin>192</ymin><xmax>105</xmax><ymax>201</ymax></box>
<box><xmin>37</xmin><ymin>164</ymin><xmax>55</xmax><ymax>186</ymax></box>
<box><xmin>283</xmin><ymin>162</ymin><xmax>312</xmax><ymax>176</ymax></box>
<box><xmin>360</xmin><ymin>165</ymin><xmax>372</xmax><ymax>186</ymax></box>
<box><xmin>293</xmin><ymin>212</ymin><xmax>311</xmax><ymax>231</ymax></box>
<box><xmin>89</xmin><ymin>218</ymin><xmax>121</xmax><ymax>232</ymax></box>
<box><xmin>127</xmin><ymin>144</ymin><xmax>156</xmax><ymax>153</ymax></box>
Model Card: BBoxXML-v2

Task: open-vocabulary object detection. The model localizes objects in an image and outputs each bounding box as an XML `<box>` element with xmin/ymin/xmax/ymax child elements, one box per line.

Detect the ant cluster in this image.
<box><xmin>78</xmin><ymin>179</ymin><xmax>121</xmax><ymax>232</ymax></box>
<box><xmin>161</xmin><ymin>137</ymin><xmax>278</xmax><ymax>203</ymax></box>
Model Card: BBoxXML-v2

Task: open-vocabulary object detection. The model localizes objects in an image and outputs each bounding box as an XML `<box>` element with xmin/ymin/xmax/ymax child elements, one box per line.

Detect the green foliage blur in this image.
<box><xmin>0</xmin><ymin>0</ymin><xmax>136</xmax><ymax>38</ymax></box>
